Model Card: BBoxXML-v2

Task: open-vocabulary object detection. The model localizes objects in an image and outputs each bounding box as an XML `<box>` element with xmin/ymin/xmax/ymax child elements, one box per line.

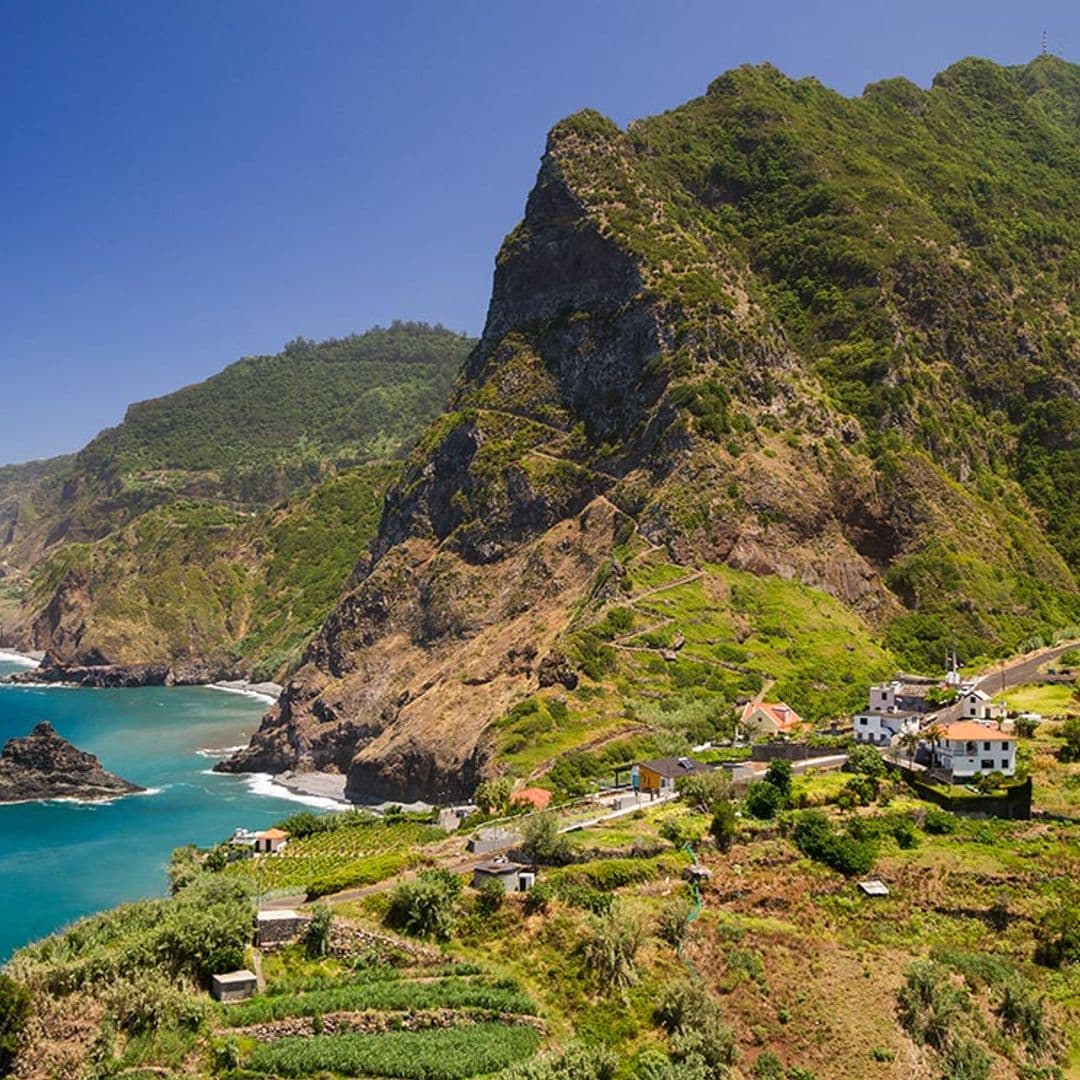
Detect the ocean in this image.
<box><xmin>0</xmin><ymin>654</ymin><xmax>329</xmax><ymax>959</ymax></box>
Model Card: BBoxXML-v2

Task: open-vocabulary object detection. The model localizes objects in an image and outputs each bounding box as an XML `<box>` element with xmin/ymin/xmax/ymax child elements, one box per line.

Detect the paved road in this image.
<box><xmin>934</xmin><ymin>640</ymin><xmax>1079</xmax><ymax>723</ymax></box>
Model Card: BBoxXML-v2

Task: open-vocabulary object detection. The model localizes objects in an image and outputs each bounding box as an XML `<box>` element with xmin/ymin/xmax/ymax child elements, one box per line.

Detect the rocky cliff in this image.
<box><xmin>220</xmin><ymin>56</ymin><xmax>1080</xmax><ymax>802</ymax></box>
<box><xmin>0</xmin><ymin>722</ymin><xmax>144</xmax><ymax>802</ymax></box>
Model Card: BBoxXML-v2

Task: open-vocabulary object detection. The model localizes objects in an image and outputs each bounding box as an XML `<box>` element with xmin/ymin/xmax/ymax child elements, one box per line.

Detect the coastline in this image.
<box><xmin>0</xmin><ymin>649</ymin><xmax>43</xmax><ymax>668</ymax></box>
<box><xmin>206</xmin><ymin>680</ymin><xmax>282</xmax><ymax>705</ymax></box>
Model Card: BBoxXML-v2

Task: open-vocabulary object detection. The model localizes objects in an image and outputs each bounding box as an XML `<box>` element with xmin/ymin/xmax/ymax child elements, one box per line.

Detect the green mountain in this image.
<box><xmin>0</xmin><ymin>323</ymin><xmax>473</xmax><ymax>676</ymax></box>
<box><xmin>224</xmin><ymin>55</ymin><xmax>1080</xmax><ymax>799</ymax></box>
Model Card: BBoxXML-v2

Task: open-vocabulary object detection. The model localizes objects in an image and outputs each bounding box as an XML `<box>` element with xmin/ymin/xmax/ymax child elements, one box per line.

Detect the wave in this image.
<box><xmin>2</xmin><ymin>786</ymin><xmax>163</xmax><ymax>809</ymax></box>
<box><xmin>0</xmin><ymin>650</ymin><xmax>41</xmax><ymax>668</ymax></box>
<box><xmin>194</xmin><ymin>744</ymin><xmax>248</xmax><ymax>759</ymax></box>
<box><xmin>206</xmin><ymin>684</ymin><xmax>278</xmax><ymax>705</ymax></box>
<box><xmin>201</xmin><ymin>768</ymin><xmax>345</xmax><ymax>810</ymax></box>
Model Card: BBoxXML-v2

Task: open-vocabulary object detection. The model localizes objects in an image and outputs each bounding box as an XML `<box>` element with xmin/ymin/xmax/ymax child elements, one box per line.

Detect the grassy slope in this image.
<box><xmin>7</xmin><ymin>323</ymin><xmax>473</xmax><ymax>673</ymax></box>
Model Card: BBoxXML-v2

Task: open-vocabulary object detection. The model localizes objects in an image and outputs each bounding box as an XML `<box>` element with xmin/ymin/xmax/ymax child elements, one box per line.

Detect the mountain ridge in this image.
<box><xmin>221</xmin><ymin>53</ymin><xmax>1080</xmax><ymax>801</ymax></box>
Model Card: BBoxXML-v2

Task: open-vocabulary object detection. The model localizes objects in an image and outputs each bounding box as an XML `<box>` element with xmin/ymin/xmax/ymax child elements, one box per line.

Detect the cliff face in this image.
<box><xmin>223</xmin><ymin>57</ymin><xmax>1080</xmax><ymax>801</ymax></box>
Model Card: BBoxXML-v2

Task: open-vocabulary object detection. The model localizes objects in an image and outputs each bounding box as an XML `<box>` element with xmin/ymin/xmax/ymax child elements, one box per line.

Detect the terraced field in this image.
<box><xmin>224</xmin><ymin>959</ymin><xmax>542</xmax><ymax>1078</ymax></box>
<box><xmin>224</xmin><ymin>818</ymin><xmax>446</xmax><ymax>899</ymax></box>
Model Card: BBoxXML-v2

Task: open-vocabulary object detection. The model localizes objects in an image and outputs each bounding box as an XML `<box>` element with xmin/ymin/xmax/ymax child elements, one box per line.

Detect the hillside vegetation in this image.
<box><xmin>226</xmin><ymin>55</ymin><xmax>1080</xmax><ymax>802</ymax></box>
<box><xmin>0</xmin><ymin>323</ymin><xmax>472</xmax><ymax>676</ymax></box>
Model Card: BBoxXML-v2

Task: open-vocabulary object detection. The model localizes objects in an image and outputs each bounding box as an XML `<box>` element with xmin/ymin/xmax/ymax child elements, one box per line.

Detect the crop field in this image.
<box><xmin>246</xmin><ymin>1022</ymin><xmax>541</xmax><ymax>1079</ymax></box>
<box><xmin>224</xmin><ymin>819</ymin><xmax>444</xmax><ymax>896</ymax></box>
<box><xmin>230</xmin><ymin>959</ymin><xmax>541</xmax><ymax>1079</ymax></box>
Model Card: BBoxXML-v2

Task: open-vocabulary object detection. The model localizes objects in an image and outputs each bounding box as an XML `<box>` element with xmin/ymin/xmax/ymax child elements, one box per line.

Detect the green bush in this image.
<box><xmin>791</xmin><ymin>811</ymin><xmax>876</xmax><ymax>876</ymax></box>
<box><xmin>386</xmin><ymin>870</ymin><xmax>462</xmax><ymax>941</ymax></box>
<box><xmin>1059</xmin><ymin>717</ymin><xmax>1080</xmax><ymax>763</ymax></box>
<box><xmin>710</xmin><ymin>800</ymin><xmax>738</xmax><ymax>852</ymax></box>
<box><xmin>922</xmin><ymin>808</ymin><xmax>958</xmax><ymax>834</ymax></box>
<box><xmin>1034</xmin><ymin>899</ymin><xmax>1080</xmax><ymax>968</ymax></box>
<box><xmin>582</xmin><ymin>903</ymin><xmax>644</xmax><ymax>993</ymax></box>
<box><xmin>657</xmin><ymin>895</ymin><xmax>696</xmax><ymax>947</ymax></box>
<box><xmin>744</xmin><ymin>781</ymin><xmax>785</xmax><ymax>820</ymax></box>
<box><xmin>305</xmin><ymin>903</ymin><xmax>333</xmax><ymax>958</ymax></box>
<box><xmin>655</xmin><ymin>978</ymin><xmax>738</xmax><ymax>1074</ymax></box>
<box><xmin>677</xmin><ymin>771</ymin><xmax>733</xmax><ymax>813</ymax></box>
<box><xmin>0</xmin><ymin>975</ymin><xmax>31</xmax><ymax>1074</ymax></box>
<box><xmin>499</xmin><ymin>1041</ymin><xmax>618</xmax><ymax>1080</ymax></box>
<box><xmin>764</xmin><ymin>760</ymin><xmax>793</xmax><ymax>799</ymax></box>
<box><xmin>844</xmin><ymin>744</ymin><xmax>888</xmax><ymax>778</ymax></box>
<box><xmin>520</xmin><ymin>813</ymin><xmax>573</xmax><ymax>865</ymax></box>
<box><xmin>475</xmin><ymin>877</ymin><xmax>506</xmax><ymax>915</ymax></box>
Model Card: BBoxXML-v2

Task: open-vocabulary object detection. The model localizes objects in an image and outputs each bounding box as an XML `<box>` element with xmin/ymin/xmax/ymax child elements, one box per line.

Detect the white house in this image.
<box><xmin>867</xmin><ymin>679</ymin><xmax>939</xmax><ymax>715</ymax></box>
<box><xmin>927</xmin><ymin>720</ymin><xmax>1016</xmax><ymax>780</ymax></box>
<box><xmin>960</xmin><ymin>689</ymin><xmax>1006</xmax><ymax>721</ymax></box>
<box><xmin>853</xmin><ymin>709</ymin><xmax>920</xmax><ymax>746</ymax></box>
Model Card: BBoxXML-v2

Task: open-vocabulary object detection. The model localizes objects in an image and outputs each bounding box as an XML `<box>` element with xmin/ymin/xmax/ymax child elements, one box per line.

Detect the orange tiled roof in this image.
<box><xmin>940</xmin><ymin>721</ymin><xmax>1015</xmax><ymax>742</ymax></box>
<box><xmin>740</xmin><ymin>701</ymin><xmax>804</xmax><ymax>733</ymax></box>
<box><xmin>510</xmin><ymin>787</ymin><xmax>552</xmax><ymax>810</ymax></box>
<box><xmin>257</xmin><ymin>828</ymin><xmax>290</xmax><ymax>839</ymax></box>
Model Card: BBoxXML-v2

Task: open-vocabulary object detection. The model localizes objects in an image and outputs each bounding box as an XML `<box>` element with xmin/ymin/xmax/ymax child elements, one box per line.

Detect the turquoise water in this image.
<box><xmin>0</xmin><ymin>657</ymin><xmax>318</xmax><ymax>959</ymax></box>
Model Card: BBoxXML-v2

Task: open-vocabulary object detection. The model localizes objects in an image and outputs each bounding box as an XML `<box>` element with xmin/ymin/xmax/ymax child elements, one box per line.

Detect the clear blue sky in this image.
<box><xmin>1</xmin><ymin>0</ymin><xmax>1074</xmax><ymax>464</ymax></box>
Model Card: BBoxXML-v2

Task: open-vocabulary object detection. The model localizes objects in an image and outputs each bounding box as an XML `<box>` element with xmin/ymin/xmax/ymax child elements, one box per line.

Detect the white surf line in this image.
<box><xmin>0</xmin><ymin>649</ymin><xmax>40</xmax><ymax>668</ymax></box>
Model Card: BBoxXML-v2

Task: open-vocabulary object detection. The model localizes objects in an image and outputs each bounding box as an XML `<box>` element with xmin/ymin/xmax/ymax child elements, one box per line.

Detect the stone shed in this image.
<box><xmin>256</xmin><ymin>908</ymin><xmax>311</xmax><ymax>948</ymax></box>
<box><xmin>211</xmin><ymin>970</ymin><xmax>258</xmax><ymax>1003</ymax></box>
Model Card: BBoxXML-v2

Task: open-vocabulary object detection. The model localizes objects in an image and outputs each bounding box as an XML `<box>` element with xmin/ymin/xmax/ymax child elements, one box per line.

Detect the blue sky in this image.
<box><xmin>1</xmin><ymin>0</ymin><xmax>1075</xmax><ymax>464</ymax></box>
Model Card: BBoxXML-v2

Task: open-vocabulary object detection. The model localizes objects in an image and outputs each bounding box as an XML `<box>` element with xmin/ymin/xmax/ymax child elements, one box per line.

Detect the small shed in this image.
<box><xmin>211</xmin><ymin>970</ymin><xmax>258</xmax><ymax>1002</ymax></box>
<box><xmin>254</xmin><ymin>828</ymin><xmax>289</xmax><ymax>854</ymax></box>
<box><xmin>858</xmin><ymin>879</ymin><xmax>890</xmax><ymax>898</ymax></box>
<box><xmin>472</xmin><ymin>858</ymin><xmax>534</xmax><ymax>893</ymax></box>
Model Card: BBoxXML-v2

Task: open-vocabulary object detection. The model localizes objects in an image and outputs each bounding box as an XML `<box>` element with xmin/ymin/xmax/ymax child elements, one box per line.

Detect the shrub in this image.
<box><xmin>102</xmin><ymin>972</ymin><xmax>207</xmax><ymax>1033</ymax></box>
<box><xmin>897</xmin><ymin>961</ymin><xmax>972</xmax><ymax>1053</ymax></box>
<box><xmin>520</xmin><ymin>812</ymin><xmax>573</xmax><ymax>865</ymax></box>
<box><xmin>941</xmin><ymin>1037</ymin><xmax>991</xmax><ymax>1080</ymax></box>
<box><xmin>582</xmin><ymin>904</ymin><xmax>644</xmax><ymax>993</ymax></box>
<box><xmin>523</xmin><ymin>881</ymin><xmax>554</xmax><ymax>916</ymax></box>
<box><xmin>839</xmin><ymin>775</ymin><xmax>877</xmax><ymax>807</ymax></box>
<box><xmin>1034</xmin><ymin>899</ymin><xmax>1080</xmax><ymax>968</ymax></box>
<box><xmin>0</xmin><ymin>975</ymin><xmax>31</xmax><ymax>1073</ymax></box>
<box><xmin>677</xmin><ymin>770</ymin><xmax>733</xmax><ymax>813</ymax></box>
<box><xmin>791</xmin><ymin>811</ymin><xmax>876</xmax><ymax>876</ymax></box>
<box><xmin>764</xmin><ymin>759</ymin><xmax>793</xmax><ymax>799</ymax></box>
<box><xmin>998</xmin><ymin>979</ymin><xmax>1053</xmax><ymax>1053</ymax></box>
<box><xmin>305</xmin><ymin>903</ymin><xmax>333</xmax><ymax>958</ymax></box>
<box><xmin>474</xmin><ymin>777</ymin><xmax>513</xmax><ymax>815</ymax></box>
<box><xmin>753</xmin><ymin>1051</ymin><xmax>784</xmax><ymax>1079</ymax></box>
<box><xmin>387</xmin><ymin>870</ymin><xmax>462</xmax><ymax>941</ymax></box>
<box><xmin>1059</xmin><ymin>717</ymin><xmax>1080</xmax><ymax>763</ymax></box>
<box><xmin>744</xmin><ymin>781</ymin><xmax>784</xmax><ymax>820</ymax></box>
<box><xmin>922</xmin><ymin>808</ymin><xmax>958</xmax><ymax>834</ymax></box>
<box><xmin>657</xmin><ymin>895</ymin><xmax>696</xmax><ymax>947</ymax></box>
<box><xmin>500</xmin><ymin>1041</ymin><xmax>618</xmax><ymax>1080</ymax></box>
<box><xmin>475</xmin><ymin>876</ymin><xmax>505</xmax><ymax>915</ymax></box>
<box><xmin>1013</xmin><ymin>715</ymin><xmax>1040</xmax><ymax>738</ymax></box>
<box><xmin>655</xmin><ymin>978</ymin><xmax>737</xmax><ymax>1074</ymax></box>
<box><xmin>844</xmin><ymin>744</ymin><xmax>887</xmax><ymax>778</ymax></box>
<box><xmin>710</xmin><ymin>800</ymin><xmax>737</xmax><ymax>852</ymax></box>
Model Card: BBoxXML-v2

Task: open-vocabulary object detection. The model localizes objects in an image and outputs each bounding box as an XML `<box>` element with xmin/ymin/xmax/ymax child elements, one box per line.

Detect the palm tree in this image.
<box><xmin>923</xmin><ymin>722</ymin><xmax>946</xmax><ymax>775</ymax></box>
<box><xmin>898</xmin><ymin>729</ymin><xmax>921</xmax><ymax>771</ymax></box>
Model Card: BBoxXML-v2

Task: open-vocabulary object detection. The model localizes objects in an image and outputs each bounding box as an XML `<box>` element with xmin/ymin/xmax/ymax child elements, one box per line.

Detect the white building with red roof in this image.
<box><xmin>927</xmin><ymin>720</ymin><xmax>1016</xmax><ymax>780</ymax></box>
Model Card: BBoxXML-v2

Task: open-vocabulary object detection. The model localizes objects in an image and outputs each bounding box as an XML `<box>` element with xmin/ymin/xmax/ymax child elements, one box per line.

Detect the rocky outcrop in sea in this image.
<box><xmin>0</xmin><ymin>722</ymin><xmax>145</xmax><ymax>802</ymax></box>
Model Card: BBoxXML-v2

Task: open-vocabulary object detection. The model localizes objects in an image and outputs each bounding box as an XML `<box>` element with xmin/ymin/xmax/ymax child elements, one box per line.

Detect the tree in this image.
<box><xmin>166</xmin><ymin>845</ymin><xmax>203</xmax><ymax>895</ymax></box>
<box><xmin>0</xmin><ymin>975</ymin><xmax>30</xmax><ymax>1074</ymax></box>
<box><xmin>474</xmin><ymin>776</ymin><xmax>513</xmax><ymax>815</ymax></box>
<box><xmin>1059</xmin><ymin>717</ymin><xmax>1080</xmax><ymax>763</ymax></box>
<box><xmin>475</xmin><ymin>876</ymin><xmax>505</xmax><ymax>915</ymax></box>
<box><xmin>844</xmin><ymin>743</ymin><xmax>888</xmax><ymax>778</ymax></box>
<box><xmin>923</xmin><ymin>723</ymin><xmax>946</xmax><ymax>770</ymax></box>
<box><xmin>1013</xmin><ymin>715</ymin><xmax>1040</xmax><ymax>738</ymax></box>
<box><xmin>520</xmin><ymin>812</ymin><xmax>572</xmax><ymax>865</ymax></box>
<box><xmin>676</xmin><ymin>770</ymin><xmax>732</xmax><ymax>814</ymax></box>
<box><xmin>305</xmin><ymin>903</ymin><xmax>333</xmax><ymax>958</ymax></box>
<box><xmin>764</xmin><ymin>759</ymin><xmax>793</xmax><ymax>799</ymax></box>
<box><xmin>744</xmin><ymin>781</ymin><xmax>784</xmax><ymax>820</ymax></box>
<box><xmin>897</xmin><ymin>730</ymin><xmax>921</xmax><ymax>769</ymax></box>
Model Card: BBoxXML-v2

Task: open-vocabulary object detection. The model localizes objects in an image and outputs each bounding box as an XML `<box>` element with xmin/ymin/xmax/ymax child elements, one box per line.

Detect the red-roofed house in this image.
<box><xmin>510</xmin><ymin>787</ymin><xmax>552</xmax><ymax>812</ymax></box>
<box><xmin>739</xmin><ymin>701</ymin><xmax>804</xmax><ymax>738</ymax></box>
<box><xmin>926</xmin><ymin>720</ymin><xmax>1016</xmax><ymax>779</ymax></box>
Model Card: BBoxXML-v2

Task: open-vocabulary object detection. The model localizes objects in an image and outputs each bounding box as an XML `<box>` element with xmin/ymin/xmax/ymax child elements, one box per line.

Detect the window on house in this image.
<box><xmin>981</xmin><ymin>759</ymin><xmax>993</xmax><ymax>770</ymax></box>
<box><xmin>859</xmin><ymin>717</ymin><xmax>868</xmax><ymax>725</ymax></box>
<box><xmin>1001</xmin><ymin>761</ymin><xmax>1009</xmax><ymax>770</ymax></box>
<box><xmin>983</xmin><ymin>742</ymin><xmax>991</xmax><ymax>751</ymax></box>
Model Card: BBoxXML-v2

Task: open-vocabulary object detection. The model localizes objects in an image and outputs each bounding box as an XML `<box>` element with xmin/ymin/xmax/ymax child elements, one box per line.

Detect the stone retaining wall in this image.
<box><xmin>327</xmin><ymin>923</ymin><xmax>443</xmax><ymax>966</ymax></box>
<box><xmin>231</xmin><ymin>1008</ymin><xmax>546</xmax><ymax>1042</ymax></box>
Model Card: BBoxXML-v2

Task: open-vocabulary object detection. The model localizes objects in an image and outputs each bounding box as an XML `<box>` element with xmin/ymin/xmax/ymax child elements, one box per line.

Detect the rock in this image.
<box><xmin>0</xmin><ymin>722</ymin><xmax>144</xmax><ymax>802</ymax></box>
<box><xmin>537</xmin><ymin>652</ymin><xmax>578</xmax><ymax>690</ymax></box>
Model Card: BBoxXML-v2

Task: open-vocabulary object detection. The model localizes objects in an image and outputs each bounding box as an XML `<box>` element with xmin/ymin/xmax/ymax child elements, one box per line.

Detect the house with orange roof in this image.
<box><xmin>510</xmin><ymin>787</ymin><xmax>552</xmax><ymax>812</ymax></box>
<box><xmin>925</xmin><ymin>720</ymin><xmax>1016</xmax><ymax>780</ymax></box>
<box><xmin>254</xmin><ymin>827</ymin><xmax>289</xmax><ymax>854</ymax></box>
<box><xmin>739</xmin><ymin>701</ymin><xmax>804</xmax><ymax>738</ymax></box>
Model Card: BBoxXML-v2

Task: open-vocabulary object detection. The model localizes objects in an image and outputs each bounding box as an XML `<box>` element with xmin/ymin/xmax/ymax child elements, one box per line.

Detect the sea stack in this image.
<box><xmin>0</xmin><ymin>722</ymin><xmax>145</xmax><ymax>803</ymax></box>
